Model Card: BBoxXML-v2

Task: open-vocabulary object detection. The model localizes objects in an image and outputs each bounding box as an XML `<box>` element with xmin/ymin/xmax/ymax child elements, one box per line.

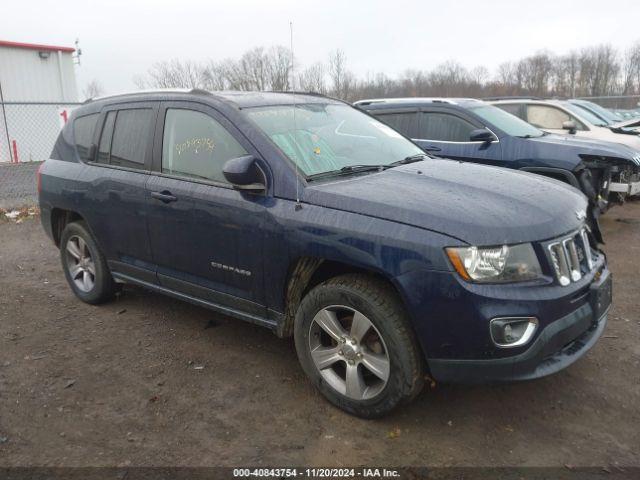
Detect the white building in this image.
<box><xmin>0</xmin><ymin>40</ymin><xmax>79</xmax><ymax>162</ymax></box>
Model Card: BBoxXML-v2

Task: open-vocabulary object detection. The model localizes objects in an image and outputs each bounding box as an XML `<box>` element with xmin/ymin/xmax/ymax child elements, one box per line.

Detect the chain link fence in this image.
<box><xmin>0</xmin><ymin>101</ymin><xmax>80</xmax><ymax>208</ymax></box>
<box><xmin>0</xmin><ymin>101</ymin><xmax>81</xmax><ymax>163</ymax></box>
<box><xmin>0</xmin><ymin>161</ymin><xmax>41</xmax><ymax>209</ymax></box>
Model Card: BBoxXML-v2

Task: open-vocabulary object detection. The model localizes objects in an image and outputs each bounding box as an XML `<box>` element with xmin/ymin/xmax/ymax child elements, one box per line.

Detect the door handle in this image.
<box><xmin>423</xmin><ymin>145</ymin><xmax>442</xmax><ymax>152</ymax></box>
<box><xmin>150</xmin><ymin>190</ymin><xmax>178</xmax><ymax>203</ymax></box>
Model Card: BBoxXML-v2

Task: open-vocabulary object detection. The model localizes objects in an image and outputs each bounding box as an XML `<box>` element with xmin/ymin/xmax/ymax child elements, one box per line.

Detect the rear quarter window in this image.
<box><xmin>495</xmin><ymin>103</ymin><xmax>522</xmax><ymax>118</ymax></box>
<box><xmin>109</xmin><ymin>109</ymin><xmax>154</xmax><ymax>168</ymax></box>
<box><xmin>374</xmin><ymin>112</ymin><xmax>420</xmax><ymax>138</ymax></box>
<box><xmin>73</xmin><ymin>113</ymin><xmax>99</xmax><ymax>161</ymax></box>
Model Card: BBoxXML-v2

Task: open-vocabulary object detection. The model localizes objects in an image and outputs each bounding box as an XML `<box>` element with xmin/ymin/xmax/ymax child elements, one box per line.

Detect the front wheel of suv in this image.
<box><xmin>60</xmin><ymin>221</ymin><xmax>117</xmax><ymax>304</ymax></box>
<box><xmin>294</xmin><ymin>274</ymin><xmax>424</xmax><ymax>418</ymax></box>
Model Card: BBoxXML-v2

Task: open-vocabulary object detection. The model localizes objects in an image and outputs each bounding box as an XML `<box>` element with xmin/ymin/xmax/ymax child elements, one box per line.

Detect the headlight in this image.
<box><xmin>445</xmin><ymin>243</ymin><xmax>542</xmax><ymax>283</ymax></box>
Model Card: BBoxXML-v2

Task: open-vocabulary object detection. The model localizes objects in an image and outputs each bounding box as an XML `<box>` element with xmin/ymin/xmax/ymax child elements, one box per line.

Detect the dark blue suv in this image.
<box><xmin>38</xmin><ymin>90</ymin><xmax>612</xmax><ymax>418</ymax></box>
<box><xmin>356</xmin><ymin>98</ymin><xmax>640</xmax><ymax>242</ymax></box>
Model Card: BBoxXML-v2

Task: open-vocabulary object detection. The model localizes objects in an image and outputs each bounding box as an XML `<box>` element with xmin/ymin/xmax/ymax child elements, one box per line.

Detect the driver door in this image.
<box><xmin>145</xmin><ymin>101</ymin><xmax>268</xmax><ymax>315</ymax></box>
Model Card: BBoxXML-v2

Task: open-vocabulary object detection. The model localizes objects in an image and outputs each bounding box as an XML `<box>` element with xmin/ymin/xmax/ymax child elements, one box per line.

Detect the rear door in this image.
<box><xmin>371</xmin><ymin>108</ymin><xmax>421</xmax><ymax>141</ymax></box>
<box><xmin>494</xmin><ymin>102</ymin><xmax>526</xmax><ymax>120</ymax></box>
<box><xmin>83</xmin><ymin>102</ymin><xmax>158</xmax><ymax>283</ymax></box>
<box><xmin>413</xmin><ymin>108</ymin><xmax>503</xmax><ymax>166</ymax></box>
<box><xmin>145</xmin><ymin>101</ymin><xmax>268</xmax><ymax>316</ymax></box>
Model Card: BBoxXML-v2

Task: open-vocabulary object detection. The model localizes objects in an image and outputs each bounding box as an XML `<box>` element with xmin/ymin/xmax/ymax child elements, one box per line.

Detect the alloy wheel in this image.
<box><xmin>65</xmin><ymin>235</ymin><xmax>96</xmax><ymax>293</ymax></box>
<box><xmin>308</xmin><ymin>305</ymin><xmax>390</xmax><ymax>400</ymax></box>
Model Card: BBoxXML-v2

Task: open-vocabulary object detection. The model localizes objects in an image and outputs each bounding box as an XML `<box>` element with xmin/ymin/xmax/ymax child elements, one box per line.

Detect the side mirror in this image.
<box><xmin>469</xmin><ymin>128</ymin><xmax>496</xmax><ymax>143</ymax></box>
<box><xmin>222</xmin><ymin>155</ymin><xmax>266</xmax><ymax>193</ymax></box>
<box><xmin>562</xmin><ymin>120</ymin><xmax>577</xmax><ymax>134</ymax></box>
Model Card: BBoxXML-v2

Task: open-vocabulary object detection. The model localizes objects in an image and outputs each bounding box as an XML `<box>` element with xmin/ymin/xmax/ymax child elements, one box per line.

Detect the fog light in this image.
<box><xmin>490</xmin><ymin>317</ymin><xmax>538</xmax><ymax>348</ymax></box>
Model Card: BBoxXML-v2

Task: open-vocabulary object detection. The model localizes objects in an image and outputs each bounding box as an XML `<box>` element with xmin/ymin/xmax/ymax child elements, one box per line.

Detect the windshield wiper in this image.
<box><xmin>307</xmin><ymin>164</ymin><xmax>389</xmax><ymax>181</ymax></box>
<box><xmin>307</xmin><ymin>155</ymin><xmax>429</xmax><ymax>182</ymax></box>
<box><xmin>389</xmin><ymin>153</ymin><xmax>428</xmax><ymax>166</ymax></box>
<box><xmin>339</xmin><ymin>164</ymin><xmax>390</xmax><ymax>173</ymax></box>
<box><xmin>515</xmin><ymin>134</ymin><xmax>543</xmax><ymax>139</ymax></box>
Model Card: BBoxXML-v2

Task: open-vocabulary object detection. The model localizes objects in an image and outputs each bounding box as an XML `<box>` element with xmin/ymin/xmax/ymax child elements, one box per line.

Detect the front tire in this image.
<box><xmin>294</xmin><ymin>274</ymin><xmax>424</xmax><ymax>418</ymax></box>
<box><xmin>60</xmin><ymin>221</ymin><xmax>116</xmax><ymax>304</ymax></box>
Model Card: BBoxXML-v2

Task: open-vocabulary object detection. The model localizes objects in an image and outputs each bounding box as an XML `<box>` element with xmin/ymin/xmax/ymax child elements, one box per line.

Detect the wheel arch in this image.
<box><xmin>278</xmin><ymin>257</ymin><xmax>412</xmax><ymax>340</ymax></box>
<box><xmin>50</xmin><ymin>208</ymin><xmax>85</xmax><ymax>247</ymax></box>
<box><xmin>519</xmin><ymin>166</ymin><xmax>580</xmax><ymax>189</ymax></box>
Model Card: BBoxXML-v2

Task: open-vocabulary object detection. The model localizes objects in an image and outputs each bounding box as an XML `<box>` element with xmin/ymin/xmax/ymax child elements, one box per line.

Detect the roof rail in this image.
<box><xmin>83</xmin><ymin>88</ymin><xmax>212</xmax><ymax>104</ymax></box>
<box><xmin>483</xmin><ymin>95</ymin><xmax>543</xmax><ymax>101</ymax></box>
<box><xmin>354</xmin><ymin>97</ymin><xmax>475</xmax><ymax>106</ymax></box>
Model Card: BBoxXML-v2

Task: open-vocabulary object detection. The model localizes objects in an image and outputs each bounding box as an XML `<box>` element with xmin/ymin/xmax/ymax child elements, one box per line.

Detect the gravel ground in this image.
<box><xmin>0</xmin><ymin>203</ymin><xmax>638</xmax><ymax>469</ymax></box>
<box><xmin>0</xmin><ymin>162</ymin><xmax>41</xmax><ymax>210</ymax></box>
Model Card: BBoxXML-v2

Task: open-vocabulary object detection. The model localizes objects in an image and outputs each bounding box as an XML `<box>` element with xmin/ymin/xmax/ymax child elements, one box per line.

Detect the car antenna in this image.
<box><xmin>290</xmin><ymin>20</ymin><xmax>302</xmax><ymax>211</ymax></box>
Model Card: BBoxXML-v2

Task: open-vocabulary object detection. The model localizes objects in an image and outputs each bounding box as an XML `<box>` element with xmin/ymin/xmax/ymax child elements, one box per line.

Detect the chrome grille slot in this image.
<box><xmin>548</xmin><ymin>227</ymin><xmax>594</xmax><ymax>286</ymax></box>
<box><xmin>563</xmin><ymin>238</ymin><xmax>581</xmax><ymax>281</ymax></box>
<box><xmin>580</xmin><ymin>228</ymin><xmax>594</xmax><ymax>270</ymax></box>
<box><xmin>548</xmin><ymin>242</ymin><xmax>571</xmax><ymax>286</ymax></box>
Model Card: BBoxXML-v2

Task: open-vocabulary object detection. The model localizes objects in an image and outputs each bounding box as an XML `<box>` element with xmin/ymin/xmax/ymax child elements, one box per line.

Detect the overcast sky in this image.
<box><xmin>4</xmin><ymin>0</ymin><xmax>640</xmax><ymax>96</ymax></box>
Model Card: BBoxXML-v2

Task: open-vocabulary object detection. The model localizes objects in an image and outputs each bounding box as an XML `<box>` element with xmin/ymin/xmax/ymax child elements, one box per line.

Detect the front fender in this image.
<box><xmin>263</xmin><ymin>199</ymin><xmax>460</xmax><ymax>314</ymax></box>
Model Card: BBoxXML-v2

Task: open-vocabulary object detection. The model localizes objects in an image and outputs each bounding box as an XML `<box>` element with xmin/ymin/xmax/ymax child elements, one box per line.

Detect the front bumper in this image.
<box><xmin>609</xmin><ymin>180</ymin><xmax>640</xmax><ymax>196</ymax></box>
<box><xmin>395</xmin><ymin>245</ymin><xmax>610</xmax><ymax>384</ymax></box>
<box><xmin>428</xmin><ymin>300</ymin><xmax>609</xmax><ymax>384</ymax></box>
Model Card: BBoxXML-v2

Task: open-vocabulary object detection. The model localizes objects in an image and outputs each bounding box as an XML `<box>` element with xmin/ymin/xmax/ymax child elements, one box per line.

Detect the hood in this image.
<box><xmin>527</xmin><ymin>133</ymin><xmax>640</xmax><ymax>166</ymax></box>
<box><xmin>582</xmin><ymin>126</ymin><xmax>640</xmax><ymax>153</ymax></box>
<box><xmin>612</xmin><ymin>117</ymin><xmax>640</xmax><ymax>130</ymax></box>
<box><xmin>304</xmin><ymin>159</ymin><xmax>588</xmax><ymax>246</ymax></box>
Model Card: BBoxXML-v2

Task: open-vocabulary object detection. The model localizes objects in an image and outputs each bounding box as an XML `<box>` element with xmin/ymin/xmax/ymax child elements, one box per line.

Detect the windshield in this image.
<box><xmin>469</xmin><ymin>104</ymin><xmax>544</xmax><ymax>137</ymax></box>
<box><xmin>582</xmin><ymin>101</ymin><xmax>623</xmax><ymax>123</ymax></box>
<box><xmin>245</xmin><ymin>103</ymin><xmax>424</xmax><ymax>177</ymax></box>
<box><xmin>562</xmin><ymin>102</ymin><xmax>607</xmax><ymax>126</ymax></box>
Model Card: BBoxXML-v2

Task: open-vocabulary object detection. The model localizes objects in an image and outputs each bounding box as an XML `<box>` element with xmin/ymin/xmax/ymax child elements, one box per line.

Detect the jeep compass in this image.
<box><xmin>38</xmin><ymin>90</ymin><xmax>612</xmax><ymax>417</ymax></box>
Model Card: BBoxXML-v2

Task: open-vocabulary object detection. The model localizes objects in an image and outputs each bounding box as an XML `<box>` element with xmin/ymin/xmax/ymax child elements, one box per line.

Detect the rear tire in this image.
<box><xmin>294</xmin><ymin>274</ymin><xmax>424</xmax><ymax>418</ymax></box>
<box><xmin>60</xmin><ymin>221</ymin><xmax>116</xmax><ymax>304</ymax></box>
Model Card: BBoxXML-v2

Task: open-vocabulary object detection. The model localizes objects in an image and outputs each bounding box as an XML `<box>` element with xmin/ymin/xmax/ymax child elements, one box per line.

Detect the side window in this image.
<box><xmin>161</xmin><ymin>109</ymin><xmax>248</xmax><ymax>183</ymax></box>
<box><xmin>496</xmin><ymin>103</ymin><xmax>523</xmax><ymax>119</ymax></box>
<box><xmin>97</xmin><ymin>111</ymin><xmax>116</xmax><ymax>164</ymax></box>
<box><xmin>527</xmin><ymin>105</ymin><xmax>571</xmax><ymax>129</ymax></box>
<box><xmin>375</xmin><ymin>112</ymin><xmax>419</xmax><ymax>138</ymax></box>
<box><xmin>419</xmin><ymin>112</ymin><xmax>476</xmax><ymax>142</ymax></box>
<box><xmin>74</xmin><ymin>113</ymin><xmax>99</xmax><ymax>161</ymax></box>
<box><xmin>110</xmin><ymin>109</ymin><xmax>154</xmax><ymax>168</ymax></box>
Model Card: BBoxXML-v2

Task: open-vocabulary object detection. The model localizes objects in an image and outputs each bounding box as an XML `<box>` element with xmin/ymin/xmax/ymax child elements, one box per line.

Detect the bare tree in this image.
<box><xmin>517</xmin><ymin>52</ymin><xmax>554</xmax><ymax>96</ymax></box>
<box><xmin>622</xmin><ymin>42</ymin><xmax>640</xmax><ymax>94</ymax></box>
<box><xmin>552</xmin><ymin>52</ymin><xmax>579</xmax><ymax>97</ymax></box>
<box><xmin>132</xmin><ymin>39</ymin><xmax>640</xmax><ymax>103</ymax></box>
<box><xmin>201</xmin><ymin>60</ymin><xmax>228</xmax><ymax>91</ymax></box>
<box><xmin>397</xmin><ymin>69</ymin><xmax>428</xmax><ymax>97</ymax></box>
<box><xmin>135</xmin><ymin>59</ymin><xmax>204</xmax><ymax>89</ymax></box>
<box><xmin>298</xmin><ymin>62</ymin><xmax>326</xmax><ymax>94</ymax></box>
<box><xmin>469</xmin><ymin>66</ymin><xmax>489</xmax><ymax>86</ymax></box>
<box><xmin>266</xmin><ymin>46</ymin><xmax>292</xmax><ymax>91</ymax></box>
<box><xmin>496</xmin><ymin>61</ymin><xmax>518</xmax><ymax>89</ymax></box>
<box><xmin>83</xmin><ymin>79</ymin><xmax>104</xmax><ymax>99</ymax></box>
<box><xmin>328</xmin><ymin>49</ymin><xmax>354</xmax><ymax>100</ymax></box>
